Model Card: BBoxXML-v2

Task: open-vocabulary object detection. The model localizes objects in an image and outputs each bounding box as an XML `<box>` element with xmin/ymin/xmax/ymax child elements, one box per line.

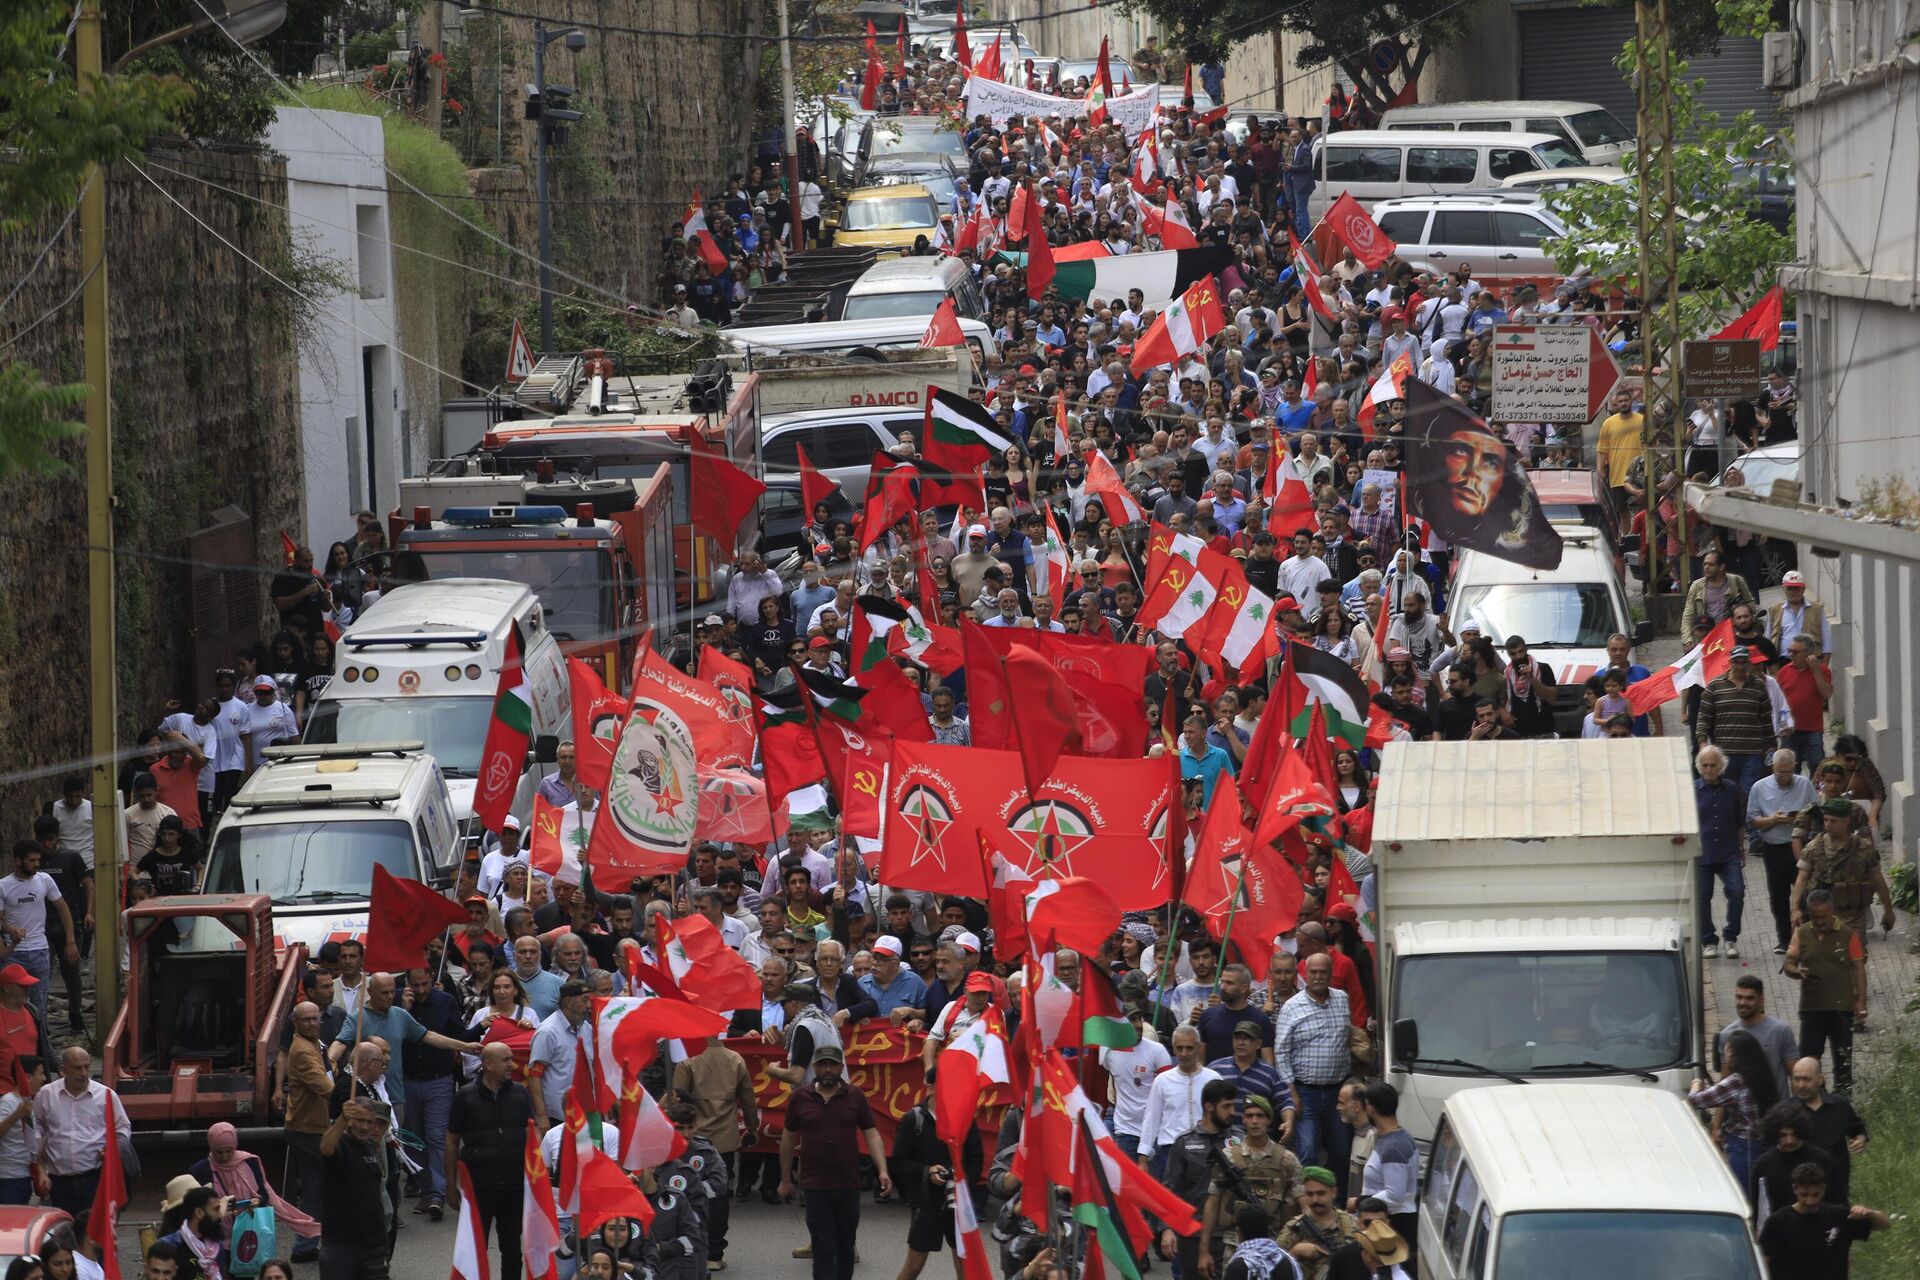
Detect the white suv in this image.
<box><xmin>1371</xmin><ymin>193</ymin><xmax>1567</xmax><ymax>278</ymax></box>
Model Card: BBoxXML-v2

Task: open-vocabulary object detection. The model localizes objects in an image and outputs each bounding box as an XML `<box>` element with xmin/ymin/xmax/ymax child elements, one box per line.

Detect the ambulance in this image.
<box><xmin>302</xmin><ymin>579</ymin><xmax>568</xmax><ymax>849</ymax></box>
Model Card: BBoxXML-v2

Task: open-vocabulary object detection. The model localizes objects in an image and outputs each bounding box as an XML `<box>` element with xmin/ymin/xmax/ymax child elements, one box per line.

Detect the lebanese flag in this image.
<box><xmin>602</xmin><ymin>992</ymin><xmax>727</xmax><ymax>1092</ymax></box>
<box><xmin>1711</xmin><ymin>285</ymin><xmax>1783</xmax><ymax>350</ymax></box>
<box><xmin>1038</xmin><ymin>501</ymin><xmax>1072</xmax><ymax>603</ymax></box>
<box><xmin>1185</xmin><ymin>552</ymin><xmax>1251</xmax><ymax>662</ymax></box>
<box><xmin>1627</xmin><ymin>618</ymin><xmax>1735</xmax><ymax>714</ymax></box>
<box><xmin>1084</xmin><ymin>79</ymin><xmax>1108</xmax><ymax>128</ymax></box>
<box><xmin>1131</xmin><ymin>133</ymin><xmax>1162</xmax><ymax>192</ymax></box>
<box><xmin>934</xmin><ymin>1008</ymin><xmax>1012</xmax><ymax>1146</ymax></box>
<box><xmin>860</xmin><ymin>45</ymin><xmax>884</xmax><ymax>110</ymax></box>
<box><xmin>1128</xmin><ymin>274</ymin><xmax>1226</xmax><ymax>374</ymax></box>
<box><xmin>1025</xmin><ymin>877</ymin><xmax>1121</xmax><ymax>956</ymax></box>
<box><xmin>657</xmin><ymin>913</ymin><xmax>762</xmax><ymax>1012</ymax></box>
<box><xmin>1303</xmin><ymin>354</ymin><xmax>1321</xmax><ymax>400</ymax></box>
<box><xmin>1084</xmin><ymin>448</ymin><xmax>1145</xmax><ymax>524</ymax></box>
<box><xmin>450</xmin><ymin>1164</ymin><xmax>491</xmax><ymax>1280</ymax></box>
<box><xmin>1158</xmin><ymin>193</ymin><xmax>1199</xmax><ymax>248</ymax></box>
<box><xmin>984</xmin><ymin>836</ymin><xmax>1038</xmax><ymax>962</ymax></box>
<box><xmin>568</xmin><ymin>657</ymin><xmax>628</xmax><ymax>791</ymax></box>
<box><xmin>953</xmin><ymin>4</ymin><xmax>972</xmax><ymax>69</ymax></box>
<box><xmin>522</xmin><ymin>1127</ymin><xmax>565</xmax><ymax>1280</ymax></box>
<box><xmin>1191</xmin><ymin>775</ymin><xmax>1305</xmax><ymax>949</ymax></box>
<box><xmin>1266</xmin><ymin>456</ymin><xmax>1316</xmax><ymax>534</ymax></box>
<box><xmin>1357</xmin><ymin>350</ymin><xmax>1413</xmax><ymax>439</ymax></box>
<box><xmin>1139</xmin><ymin>544</ymin><xmax>1233</xmax><ymax>639</ymax></box>
<box><xmin>683</xmin><ymin>192</ymin><xmax>728</xmax><ymax>276</ymax></box>
<box><xmin>1143</xmin><ymin>521</ymin><xmax>1205</xmax><ymax>591</ymax></box>
<box><xmin>1291</xmin><ymin>233</ymin><xmax>1341</xmax><ymax>322</ymax></box>
<box><xmin>965</xmin><ymin>200</ymin><xmax>998</xmax><ymax>256</ymax></box>
<box><xmin>1217</xmin><ymin>583</ymin><xmax>1280</xmax><ymax>672</ymax></box>
<box><xmin>1053</xmin><ymin>395</ymin><xmax>1073</xmax><ymax>461</ymax></box>
<box><xmin>473</xmin><ymin>628</ymin><xmax>529</xmax><ymax>833</ymax></box>
<box><xmin>618</xmin><ymin>1076</ymin><xmax>689</xmax><ymax>1171</ymax></box>
<box><xmin>952</xmin><ymin>1167</ymin><xmax>995</xmax><ymax>1280</ymax></box>
<box><xmin>921</xmin><ymin>297</ymin><xmax>965</xmax><ymax>348</ymax></box>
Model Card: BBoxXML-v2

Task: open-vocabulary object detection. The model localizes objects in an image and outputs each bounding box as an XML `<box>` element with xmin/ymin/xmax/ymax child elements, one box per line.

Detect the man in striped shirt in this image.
<box><xmin>1208</xmin><ymin>1021</ymin><xmax>1294</xmax><ymax>1136</ymax></box>
<box><xmin>1276</xmin><ymin>953</ymin><xmax>1353</xmax><ymax>1195</ymax></box>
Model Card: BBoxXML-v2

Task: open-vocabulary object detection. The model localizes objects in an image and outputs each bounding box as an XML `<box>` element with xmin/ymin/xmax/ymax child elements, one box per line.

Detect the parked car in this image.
<box><xmin>1499</xmin><ymin>165</ymin><xmax>1629</xmax><ymax>194</ymax></box>
<box><xmin>1372</xmin><ymin>192</ymin><xmax>1568</xmax><ymax>277</ymax></box>
<box><xmin>1729</xmin><ymin>161</ymin><xmax>1794</xmax><ymax>232</ymax></box>
<box><xmin>0</xmin><ymin>1206</ymin><xmax>74</xmax><ymax>1272</ymax></box>
<box><xmin>1379</xmin><ymin>99</ymin><xmax>1637</xmax><ymax>166</ymax></box>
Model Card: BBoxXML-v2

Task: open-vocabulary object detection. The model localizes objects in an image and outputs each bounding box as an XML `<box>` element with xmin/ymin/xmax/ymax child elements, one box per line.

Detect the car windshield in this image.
<box><xmin>1495</xmin><ymin>1212</ymin><xmax>1760</xmax><ymax>1280</ymax></box>
<box><xmin>304</xmin><ymin>696</ymin><xmax>490</xmax><ymax>775</ymax></box>
<box><xmin>843</xmin><ymin>290</ymin><xmax>948</xmax><ymax>320</ymax></box>
<box><xmin>1569</xmin><ymin>109</ymin><xmax>1635</xmax><ymax>147</ymax></box>
<box><xmin>206</xmin><ymin>819</ymin><xmax>417</xmax><ymax>903</ymax></box>
<box><xmin>1450</xmin><ymin>582</ymin><xmax>1620</xmax><ymax>647</ymax></box>
<box><xmin>1535</xmin><ymin>139</ymin><xmax>1588</xmax><ymax>168</ymax></box>
<box><xmin>1394</xmin><ymin>951</ymin><xmax>1687</xmax><ymax>1074</ymax></box>
<box><xmin>873</xmin><ymin>170</ymin><xmax>957</xmax><ymax>204</ymax></box>
<box><xmin>405</xmin><ymin>546</ymin><xmax>613</xmax><ymax>641</ymax></box>
<box><xmin>844</xmin><ymin>196</ymin><xmax>939</xmax><ymax>230</ymax></box>
<box><xmin>872</xmin><ymin>127</ymin><xmax>966</xmax><ymax>158</ymax></box>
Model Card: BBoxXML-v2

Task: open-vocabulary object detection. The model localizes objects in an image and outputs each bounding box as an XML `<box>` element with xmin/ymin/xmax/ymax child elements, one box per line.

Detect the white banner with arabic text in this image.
<box><xmin>962</xmin><ymin>79</ymin><xmax>1159</xmax><ymax>138</ymax></box>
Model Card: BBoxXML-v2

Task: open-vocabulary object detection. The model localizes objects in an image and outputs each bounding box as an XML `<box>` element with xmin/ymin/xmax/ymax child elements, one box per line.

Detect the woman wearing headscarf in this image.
<box><xmin>187</xmin><ymin>1121</ymin><xmax>321</xmax><ymax>1246</ymax></box>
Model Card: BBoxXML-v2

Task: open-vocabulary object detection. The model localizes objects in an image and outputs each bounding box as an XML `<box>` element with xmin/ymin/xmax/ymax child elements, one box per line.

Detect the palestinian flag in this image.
<box><xmin>1077</xmin><ymin>962</ymin><xmax>1138</xmax><ymax>1049</ymax></box>
<box><xmin>778</xmin><ymin>666</ymin><xmax>869</xmax><ymax>721</ymax></box>
<box><xmin>989</xmin><ymin>244</ymin><xmax>1232</xmax><ymax>305</ymax></box>
<box><xmin>473</xmin><ymin>627</ymin><xmax>530</xmax><ymax>833</ymax></box>
<box><xmin>1284</xmin><ymin>641</ymin><xmax>1372</xmax><ymax>751</ymax></box>
<box><xmin>850</xmin><ymin>594</ymin><xmax>912</xmax><ymax>672</ymax></box>
<box><xmin>1073</xmin><ymin>1114</ymin><xmax>1143</xmax><ymax>1280</ymax></box>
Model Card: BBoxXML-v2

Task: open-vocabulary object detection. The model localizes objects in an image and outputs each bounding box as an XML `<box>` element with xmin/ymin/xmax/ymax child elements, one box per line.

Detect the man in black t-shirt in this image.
<box><xmin>319</xmin><ymin>1097</ymin><xmax>396</xmax><ymax>1278</ymax></box>
<box><xmin>1377</xmin><ymin>678</ymin><xmax>1434</xmax><ymax>740</ymax></box>
<box><xmin>1758</xmin><ymin>1162</ymin><xmax>1886</xmax><ymax>1279</ymax></box>
<box><xmin>1432</xmin><ymin>668</ymin><xmax>1479</xmax><ymax>741</ymax></box>
<box><xmin>270</xmin><ymin>544</ymin><xmax>330</xmax><ymax>633</ymax></box>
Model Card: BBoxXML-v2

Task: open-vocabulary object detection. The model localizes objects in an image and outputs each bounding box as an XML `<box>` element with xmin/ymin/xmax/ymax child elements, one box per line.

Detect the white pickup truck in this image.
<box><xmin>1371</xmin><ymin>737</ymin><xmax>1703</xmax><ymax>1149</ymax></box>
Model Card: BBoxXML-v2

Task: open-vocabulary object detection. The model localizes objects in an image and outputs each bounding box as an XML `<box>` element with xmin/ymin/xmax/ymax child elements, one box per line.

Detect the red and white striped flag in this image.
<box><xmin>1128</xmin><ymin>274</ymin><xmax>1226</xmax><ymax>374</ymax></box>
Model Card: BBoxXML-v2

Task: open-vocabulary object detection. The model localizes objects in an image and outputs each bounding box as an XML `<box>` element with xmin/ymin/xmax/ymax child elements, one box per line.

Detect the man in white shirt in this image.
<box><xmin>1137</xmin><ymin>1027</ymin><xmax>1222</xmax><ymax>1168</ymax></box>
<box><xmin>244</xmin><ymin>676</ymin><xmax>299</xmax><ymax>769</ymax></box>
<box><xmin>3</xmin><ymin>843</ymin><xmax>77</xmax><ymax>1025</ymax></box>
<box><xmin>527</xmin><ymin>979</ymin><xmax>594</xmax><ymax>1131</ymax></box>
<box><xmin>1276</xmin><ymin>530</ymin><xmax>1329</xmax><ymax>617</ymax></box>
<box><xmin>1101</xmin><ymin>1009</ymin><xmax>1172</xmax><ymax>1160</ymax></box>
<box><xmin>33</xmin><ymin>1046</ymin><xmax>130</xmax><ymax>1221</ymax></box>
<box><xmin>46</xmin><ymin>778</ymin><xmax>92</xmax><ymax>868</ymax></box>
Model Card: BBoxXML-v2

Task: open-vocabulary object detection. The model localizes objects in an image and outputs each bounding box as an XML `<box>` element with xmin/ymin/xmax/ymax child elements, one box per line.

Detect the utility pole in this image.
<box><xmin>78</xmin><ymin>2</ymin><xmax>121</xmax><ymax>1035</ymax></box>
<box><xmin>530</xmin><ymin>22</ymin><xmax>585</xmax><ymax>356</ymax></box>
<box><xmin>420</xmin><ymin>0</ymin><xmax>444</xmax><ymax>134</ymax></box>
<box><xmin>777</xmin><ymin>0</ymin><xmax>805</xmax><ymax>252</ymax></box>
<box><xmin>1635</xmin><ymin>0</ymin><xmax>1687</xmax><ymax>601</ymax></box>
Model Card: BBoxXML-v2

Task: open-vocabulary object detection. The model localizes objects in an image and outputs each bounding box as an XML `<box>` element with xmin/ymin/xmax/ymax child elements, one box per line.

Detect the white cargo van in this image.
<box><xmin>1420</xmin><ymin>1085</ymin><xmax>1762</xmax><ymax>1280</ymax></box>
<box><xmin>724</xmin><ymin>315</ymin><xmax>998</xmax><ymax>364</ymax></box>
<box><xmin>197</xmin><ymin>742</ymin><xmax>460</xmax><ymax>957</ymax></box>
<box><xmin>1380</xmin><ymin>99</ymin><xmax>1636</xmax><ymax>167</ymax></box>
<box><xmin>304</xmin><ymin>579</ymin><xmax>567</xmax><ymax>842</ymax></box>
<box><xmin>1312</xmin><ymin>130</ymin><xmax>1586</xmax><ymax>220</ymax></box>
<box><xmin>842</xmin><ymin>257</ymin><xmax>988</xmax><ymax>323</ymax></box>
<box><xmin>1373</xmin><ymin>738</ymin><xmax>1702</xmax><ymax>1150</ymax></box>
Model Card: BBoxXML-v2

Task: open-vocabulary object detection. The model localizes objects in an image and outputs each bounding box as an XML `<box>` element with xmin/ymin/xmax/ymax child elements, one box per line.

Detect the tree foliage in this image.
<box><xmin>0</xmin><ymin>0</ymin><xmax>187</xmax><ymax>478</ymax></box>
<box><xmin>1116</xmin><ymin>0</ymin><xmax>1485</xmax><ymax>110</ymax></box>
<box><xmin>1543</xmin><ymin>39</ymin><xmax>1791</xmax><ymax>336</ymax></box>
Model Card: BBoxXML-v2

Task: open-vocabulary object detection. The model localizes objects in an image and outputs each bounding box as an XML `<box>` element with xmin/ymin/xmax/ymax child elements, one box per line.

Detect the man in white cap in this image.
<box><xmin>1767</xmin><ymin>570</ymin><xmax>1832</xmax><ymax>656</ymax></box>
<box><xmin>243</xmin><ymin>674</ymin><xmax>298</xmax><ymax>770</ymax></box>
<box><xmin>860</xmin><ymin>936</ymin><xmax>927</xmax><ymax>1023</ymax></box>
<box><xmin>475</xmin><ymin>815</ymin><xmax>525</xmax><ymax>898</ymax></box>
<box><xmin>949</xmin><ymin>525</ymin><xmax>999</xmax><ymax>602</ymax></box>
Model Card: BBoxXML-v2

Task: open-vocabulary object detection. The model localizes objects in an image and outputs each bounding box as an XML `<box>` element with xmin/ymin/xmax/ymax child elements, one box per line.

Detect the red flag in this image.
<box><xmin>1386</xmin><ymin>78</ymin><xmax>1418</xmax><ymax>108</ymax></box>
<box><xmin>688</xmin><ymin>432</ymin><xmax>766</xmax><ymax>550</ymax></box>
<box><xmin>698</xmin><ymin>645</ymin><xmax>757</xmax><ymax>714</ymax></box>
<box><xmin>523</xmin><ymin>1126</ymin><xmax>565</xmax><ymax>1280</ymax></box>
<box><xmin>953</xmin><ymin>5</ymin><xmax>971</xmax><ymax>70</ymax></box>
<box><xmin>974</xmin><ymin>33</ymin><xmax>1002</xmax><ymax>83</ymax></box>
<box><xmin>1084</xmin><ymin>448</ymin><xmax>1146</xmax><ymax>524</ymax></box>
<box><xmin>1026</xmin><ymin>209</ymin><xmax>1056</xmax><ymax>297</ymax></box>
<box><xmin>363</xmin><ymin>864</ymin><xmax>468</xmax><ymax>973</ymax></box>
<box><xmin>1711</xmin><ymin>285</ymin><xmax>1783</xmax><ymax>350</ymax></box>
<box><xmin>1182</xmin><ymin>63</ymin><xmax>1193</xmax><ymax>103</ymax></box>
<box><xmin>795</xmin><ymin>441</ymin><xmax>837</xmax><ymax>520</ymax></box>
<box><xmin>1314</xmin><ymin>191</ymin><xmax>1397</xmax><ymax>270</ymax></box>
<box><xmin>634</xmin><ymin>650</ymin><xmax>757</xmax><ymax>767</ymax></box>
<box><xmin>1095</xmin><ymin>36</ymin><xmax>1114</xmax><ymax>97</ymax></box>
<box><xmin>1024</xmin><ymin>877</ymin><xmax>1121</xmax><ymax>956</ymax></box>
<box><xmin>1250</xmin><ymin>739</ymin><xmax>1336</xmax><ymax>852</ymax></box>
<box><xmin>895</xmin><ymin>16</ymin><xmax>908</xmax><ymax>76</ymax></box>
<box><xmin>861</xmin><ymin>45</ymin><xmax>884</xmax><ymax>111</ymax></box>
<box><xmin>87</xmin><ymin>1087</ymin><xmax>128</xmax><ymax>1280</ymax></box>
<box><xmin>1182</xmin><ymin>782</ymin><xmax>1305</xmax><ymax>959</ymax></box>
<box><xmin>959</xmin><ymin>619</ymin><xmax>1014</xmax><ymax>749</ymax></box>
<box><xmin>852</xmin><ymin>657</ymin><xmax>936</xmax><ymax>742</ymax></box>
<box><xmin>812</xmin><ymin>709</ymin><xmax>894</xmax><ymax>839</ymax></box>
<box><xmin>1001</xmin><ymin>645</ymin><xmax>1082</xmax><ymax>795</ymax></box>
<box><xmin>528</xmin><ymin>793</ymin><xmax>566</xmax><ymax>878</ymax></box>
<box><xmin>921</xmin><ymin>296</ymin><xmax>965</xmax><ymax>348</ymax></box>
<box><xmin>279</xmin><ymin>530</ymin><xmax>298</xmax><ymax>566</ymax></box>
<box><xmin>1006</xmin><ymin>181</ymin><xmax>1032</xmax><ymax>245</ymax></box>
<box><xmin>696</xmin><ymin>766</ymin><xmax>776</xmax><ymax>845</ymax></box>
<box><xmin>1301</xmin><ymin>701</ymin><xmax>1340</xmax><ymax>800</ymax></box>
<box><xmin>757</xmin><ymin>713</ymin><xmax>826</xmax><ymax>804</ymax></box>
<box><xmin>983</xmin><ymin>834</ymin><xmax>1037</xmax><ymax>962</ymax></box>
<box><xmin>965</xmin><ymin>626</ymin><xmax>1150</xmax><ymax>760</ymax></box>
<box><xmin>577</xmin><ymin>1147</ymin><xmax>654</xmax><ymax>1239</ymax></box>
<box><xmin>859</xmin><ymin>451</ymin><xmax>921</xmax><ymax>551</ymax></box>
<box><xmin>569</xmin><ymin>656</ymin><xmax>629</xmax><ymax>791</ymax></box>
<box><xmin>482</xmin><ymin>1016</ymin><xmax>535</xmax><ymax>1078</ymax></box>
<box><xmin>1239</xmin><ymin>646</ymin><xmax>1292</xmax><ymax>807</ymax></box>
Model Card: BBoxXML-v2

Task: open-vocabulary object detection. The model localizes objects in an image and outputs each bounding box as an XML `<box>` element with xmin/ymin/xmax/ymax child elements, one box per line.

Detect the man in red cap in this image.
<box><xmin>0</xmin><ymin>963</ymin><xmax>46</xmax><ymax>1095</ymax></box>
<box><xmin>923</xmin><ymin>971</ymin><xmax>997</xmax><ymax>1071</ymax></box>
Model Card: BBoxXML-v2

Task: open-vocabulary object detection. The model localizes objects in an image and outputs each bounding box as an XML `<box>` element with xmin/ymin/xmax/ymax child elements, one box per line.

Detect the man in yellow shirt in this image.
<box><xmin>1596</xmin><ymin>388</ymin><xmax>1646</xmax><ymax>516</ymax></box>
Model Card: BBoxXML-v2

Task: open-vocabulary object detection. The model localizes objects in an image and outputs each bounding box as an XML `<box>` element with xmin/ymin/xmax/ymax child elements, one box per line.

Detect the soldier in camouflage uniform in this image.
<box><xmin>1794</xmin><ymin>799</ymin><xmax>1894</xmax><ymax>945</ymax></box>
<box><xmin>1278</xmin><ymin>1167</ymin><xmax>1357</xmax><ymax>1280</ymax></box>
<box><xmin>1200</xmin><ymin>1096</ymin><xmax>1306</xmax><ymax>1270</ymax></box>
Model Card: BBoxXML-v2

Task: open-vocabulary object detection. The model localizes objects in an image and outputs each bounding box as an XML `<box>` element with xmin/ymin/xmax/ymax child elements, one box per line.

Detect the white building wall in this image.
<box><xmin>262</xmin><ymin>108</ymin><xmax>402</xmax><ymax>553</ymax></box>
<box><xmin>1779</xmin><ymin>1</ymin><xmax>1920</xmax><ymax>862</ymax></box>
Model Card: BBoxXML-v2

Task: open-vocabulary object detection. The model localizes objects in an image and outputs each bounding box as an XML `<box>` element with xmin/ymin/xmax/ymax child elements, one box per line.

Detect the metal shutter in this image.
<box><xmin>1516</xmin><ymin>6</ymin><xmax>1781</xmax><ymax>132</ymax></box>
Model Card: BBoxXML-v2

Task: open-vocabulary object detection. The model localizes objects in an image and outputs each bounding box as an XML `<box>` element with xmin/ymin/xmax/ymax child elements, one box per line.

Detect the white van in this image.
<box><xmin>1420</xmin><ymin>1085</ymin><xmax>1763</xmax><ymax>1280</ymax></box>
<box><xmin>724</xmin><ymin>315</ymin><xmax>998</xmax><ymax>365</ymax></box>
<box><xmin>198</xmin><ymin>742</ymin><xmax>461</xmax><ymax>957</ymax></box>
<box><xmin>1312</xmin><ymin>130</ymin><xmax>1586</xmax><ymax>220</ymax></box>
<box><xmin>1380</xmin><ymin>100</ymin><xmax>1636</xmax><ymax>167</ymax></box>
<box><xmin>843</xmin><ymin>256</ymin><xmax>988</xmax><ymax>323</ymax></box>
<box><xmin>304</xmin><ymin>579</ymin><xmax>567</xmax><ymax>842</ymax></box>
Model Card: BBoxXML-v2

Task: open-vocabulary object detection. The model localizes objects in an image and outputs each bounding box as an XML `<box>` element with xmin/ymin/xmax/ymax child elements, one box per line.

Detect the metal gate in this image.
<box><xmin>1516</xmin><ymin>6</ymin><xmax>1782</xmax><ymax>133</ymax></box>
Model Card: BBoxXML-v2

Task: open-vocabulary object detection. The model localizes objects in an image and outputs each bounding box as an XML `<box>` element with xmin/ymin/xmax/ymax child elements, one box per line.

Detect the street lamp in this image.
<box><xmin>528</xmin><ymin>23</ymin><xmax>586</xmax><ymax>357</ymax></box>
<box><xmin>79</xmin><ymin>0</ymin><xmax>287</xmax><ymax>1037</ymax></box>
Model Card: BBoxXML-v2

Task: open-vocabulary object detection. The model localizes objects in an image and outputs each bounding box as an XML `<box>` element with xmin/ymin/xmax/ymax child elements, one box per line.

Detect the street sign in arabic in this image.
<box><xmin>1682</xmin><ymin>339</ymin><xmax>1763</xmax><ymax>399</ymax></box>
<box><xmin>1489</xmin><ymin>324</ymin><xmax>1623</xmax><ymax>423</ymax></box>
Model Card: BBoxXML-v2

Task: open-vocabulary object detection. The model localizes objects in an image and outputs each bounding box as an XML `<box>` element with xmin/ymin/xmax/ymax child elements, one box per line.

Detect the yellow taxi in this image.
<box><xmin>831</xmin><ymin>183</ymin><xmax>943</xmax><ymax>257</ymax></box>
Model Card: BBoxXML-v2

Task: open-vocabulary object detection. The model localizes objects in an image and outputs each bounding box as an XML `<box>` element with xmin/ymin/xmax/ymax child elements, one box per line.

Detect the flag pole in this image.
<box><xmin>1150</xmin><ymin>758</ymin><xmax>1187</xmax><ymax>1026</ymax></box>
<box><xmin>1213</xmin><ymin>859</ymin><xmax>1250</xmax><ymax>974</ymax></box>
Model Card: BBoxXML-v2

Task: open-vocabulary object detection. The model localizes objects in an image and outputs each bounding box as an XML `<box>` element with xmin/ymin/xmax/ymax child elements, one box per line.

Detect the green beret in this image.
<box><xmin>1301</xmin><ymin>1166</ymin><xmax>1337</xmax><ymax>1188</ymax></box>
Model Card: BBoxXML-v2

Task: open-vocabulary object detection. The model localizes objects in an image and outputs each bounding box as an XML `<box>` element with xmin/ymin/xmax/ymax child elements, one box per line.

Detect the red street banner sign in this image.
<box><xmin>727</xmin><ymin>1027</ymin><xmax>1009</xmax><ymax>1149</ymax></box>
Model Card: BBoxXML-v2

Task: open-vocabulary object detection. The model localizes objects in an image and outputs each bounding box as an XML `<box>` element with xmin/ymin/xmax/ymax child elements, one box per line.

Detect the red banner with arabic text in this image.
<box><xmin>726</xmin><ymin>1027</ymin><xmax>1011</xmax><ymax>1150</ymax></box>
